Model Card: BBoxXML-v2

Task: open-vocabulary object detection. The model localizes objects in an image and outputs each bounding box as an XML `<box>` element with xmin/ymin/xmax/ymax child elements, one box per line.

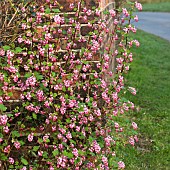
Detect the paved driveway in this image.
<box><xmin>133</xmin><ymin>12</ymin><xmax>170</xmax><ymax>41</ymax></box>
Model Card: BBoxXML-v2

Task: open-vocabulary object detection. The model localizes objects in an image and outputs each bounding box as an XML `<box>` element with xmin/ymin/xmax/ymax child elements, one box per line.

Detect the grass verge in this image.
<box><xmin>122</xmin><ymin>30</ymin><xmax>170</xmax><ymax>169</ymax></box>
<box><xmin>142</xmin><ymin>2</ymin><xmax>170</xmax><ymax>12</ymax></box>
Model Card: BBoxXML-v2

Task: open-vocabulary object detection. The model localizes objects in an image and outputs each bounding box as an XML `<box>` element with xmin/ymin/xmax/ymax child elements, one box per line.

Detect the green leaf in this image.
<box><xmin>33</xmin><ymin>146</ymin><xmax>40</xmax><ymax>152</ymax></box>
<box><xmin>52</xmin><ymin>9</ymin><xmax>60</xmax><ymax>13</ymax></box>
<box><xmin>0</xmin><ymin>104</ymin><xmax>7</xmax><ymax>111</ymax></box>
<box><xmin>45</xmin><ymin>8</ymin><xmax>50</xmax><ymax>14</ymax></box>
<box><xmin>34</xmin><ymin>72</ymin><xmax>43</xmax><ymax>80</ymax></box>
<box><xmin>0</xmin><ymin>153</ymin><xmax>7</xmax><ymax>161</ymax></box>
<box><xmin>2</xmin><ymin>45</ymin><xmax>10</xmax><ymax>51</ymax></box>
<box><xmin>38</xmin><ymin>138</ymin><xmax>43</xmax><ymax>144</ymax></box>
<box><xmin>66</xmin><ymin>118</ymin><xmax>71</xmax><ymax>123</ymax></box>
<box><xmin>11</xmin><ymin>130</ymin><xmax>20</xmax><ymax>137</ymax></box>
<box><xmin>15</xmin><ymin>47</ymin><xmax>23</xmax><ymax>53</ymax></box>
<box><xmin>0</xmin><ymin>133</ymin><xmax>3</xmax><ymax>138</ymax></box>
<box><xmin>9</xmin><ymin>165</ymin><xmax>14</xmax><ymax>169</ymax></box>
<box><xmin>63</xmin><ymin>151</ymin><xmax>73</xmax><ymax>159</ymax></box>
<box><xmin>32</xmin><ymin>113</ymin><xmax>37</xmax><ymax>120</ymax></box>
<box><xmin>70</xmin><ymin>139</ymin><xmax>76</xmax><ymax>144</ymax></box>
<box><xmin>62</xmin><ymin>30</ymin><xmax>67</xmax><ymax>35</ymax></box>
<box><xmin>21</xmin><ymin>158</ymin><xmax>28</xmax><ymax>165</ymax></box>
<box><xmin>52</xmin><ymin>149</ymin><xmax>59</xmax><ymax>156</ymax></box>
<box><xmin>43</xmin><ymin>151</ymin><xmax>48</xmax><ymax>158</ymax></box>
<box><xmin>31</xmin><ymin>127</ymin><xmax>36</xmax><ymax>131</ymax></box>
<box><xmin>78</xmin><ymin>150</ymin><xmax>84</xmax><ymax>155</ymax></box>
<box><xmin>89</xmin><ymin>136</ymin><xmax>94</xmax><ymax>143</ymax></box>
<box><xmin>24</xmin><ymin>72</ymin><xmax>32</xmax><ymax>78</ymax></box>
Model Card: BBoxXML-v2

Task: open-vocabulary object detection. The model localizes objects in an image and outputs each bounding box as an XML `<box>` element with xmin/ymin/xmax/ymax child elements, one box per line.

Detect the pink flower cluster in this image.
<box><xmin>0</xmin><ymin>0</ymin><xmax>141</xmax><ymax>169</ymax></box>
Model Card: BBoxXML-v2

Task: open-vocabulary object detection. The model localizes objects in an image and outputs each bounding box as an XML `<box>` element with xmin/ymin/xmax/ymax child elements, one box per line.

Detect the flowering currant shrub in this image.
<box><xmin>0</xmin><ymin>0</ymin><xmax>142</xmax><ymax>169</ymax></box>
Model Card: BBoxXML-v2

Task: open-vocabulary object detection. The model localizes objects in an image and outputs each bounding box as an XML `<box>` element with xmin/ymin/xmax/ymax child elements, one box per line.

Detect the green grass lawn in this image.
<box><xmin>122</xmin><ymin>30</ymin><xmax>170</xmax><ymax>169</ymax></box>
<box><xmin>142</xmin><ymin>2</ymin><xmax>170</xmax><ymax>12</ymax></box>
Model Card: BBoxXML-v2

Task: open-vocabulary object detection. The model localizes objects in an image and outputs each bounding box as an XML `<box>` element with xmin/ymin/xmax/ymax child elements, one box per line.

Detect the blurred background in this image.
<box><xmin>139</xmin><ymin>0</ymin><xmax>170</xmax><ymax>3</ymax></box>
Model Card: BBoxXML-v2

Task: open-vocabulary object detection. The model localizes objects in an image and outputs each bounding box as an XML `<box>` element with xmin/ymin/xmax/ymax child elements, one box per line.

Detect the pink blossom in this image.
<box><xmin>0</xmin><ymin>115</ymin><xmax>8</xmax><ymax>125</ymax></box>
<box><xmin>64</xmin><ymin>80</ymin><xmax>70</xmax><ymax>87</ymax></box>
<box><xmin>43</xmin><ymin>134</ymin><xmax>49</xmax><ymax>142</ymax></box>
<box><xmin>3</xmin><ymin>126</ymin><xmax>9</xmax><ymax>133</ymax></box>
<box><xmin>118</xmin><ymin>161</ymin><xmax>125</xmax><ymax>169</ymax></box>
<box><xmin>95</xmin><ymin>9</ymin><xmax>101</xmax><ymax>16</ymax></box>
<box><xmin>93</xmin><ymin>140</ymin><xmax>101</xmax><ymax>153</ymax></box>
<box><xmin>86</xmin><ymin>9</ymin><xmax>92</xmax><ymax>16</ymax></box>
<box><xmin>134</xmin><ymin>135</ymin><xmax>139</xmax><ymax>142</ymax></box>
<box><xmin>54</xmin><ymin>15</ymin><xmax>61</xmax><ymax>24</ymax></box>
<box><xmin>26</xmin><ymin>76</ymin><xmax>36</xmax><ymax>87</ymax></box>
<box><xmin>129</xmin><ymin>136</ymin><xmax>135</xmax><ymax>146</ymax></box>
<box><xmin>134</xmin><ymin>15</ymin><xmax>138</xmax><ymax>22</ymax></box>
<box><xmin>14</xmin><ymin>141</ymin><xmax>21</xmax><ymax>149</ymax></box>
<box><xmin>21</xmin><ymin>23</ymin><xmax>27</xmax><ymax>29</ymax></box>
<box><xmin>0</xmin><ymin>49</ymin><xmax>5</xmax><ymax>56</ymax></box>
<box><xmin>122</xmin><ymin>8</ymin><xmax>129</xmax><ymax>17</ymax></box>
<box><xmin>4</xmin><ymin>145</ymin><xmax>10</xmax><ymax>153</ymax></box>
<box><xmin>36</xmin><ymin>90</ymin><xmax>44</xmax><ymax>101</ymax></box>
<box><xmin>66</xmin><ymin>132</ymin><xmax>72</xmax><ymax>139</ymax></box>
<box><xmin>50</xmin><ymin>166</ymin><xmax>54</xmax><ymax>170</ymax></box>
<box><xmin>28</xmin><ymin>133</ymin><xmax>34</xmax><ymax>142</ymax></box>
<box><xmin>102</xmin><ymin>156</ymin><xmax>108</xmax><ymax>166</ymax></box>
<box><xmin>132</xmin><ymin>122</ymin><xmax>138</xmax><ymax>130</ymax></box>
<box><xmin>129</xmin><ymin>87</ymin><xmax>136</xmax><ymax>95</ymax></box>
<box><xmin>38</xmin><ymin>151</ymin><xmax>43</xmax><ymax>156</ymax></box>
<box><xmin>9</xmin><ymin>157</ymin><xmax>14</xmax><ymax>164</ymax></box>
<box><xmin>135</xmin><ymin>1</ymin><xmax>142</xmax><ymax>11</ymax></box>
<box><xmin>109</xmin><ymin>9</ymin><xmax>116</xmax><ymax>17</ymax></box>
<box><xmin>114</xmin><ymin>122</ymin><xmax>119</xmax><ymax>129</ymax></box>
<box><xmin>91</xmin><ymin>40</ymin><xmax>100</xmax><ymax>53</ymax></box>
<box><xmin>21</xmin><ymin>166</ymin><xmax>27</xmax><ymax>170</ymax></box>
<box><xmin>69</xmin><ymin>3</ymin><xmax>74</xmax><ymax>9</ymax></box>
<box><xmin>133</xmin><ymin>39</ymin><xmax>140</xmax><ymax>47</ymax></box>
<box><xmin>72</xmin><ymin>148</ymin><xmax>78</xmax><ymax>157</ymax></box>
<box><xmin>0</xmin><ymin>138</ymin><xmax>3</xmax><ymax>143</ymax></box>
<box><xmin>44</xmin><ymin>101</ymin><xmax>50</xmax><ymax>107</ymax></box>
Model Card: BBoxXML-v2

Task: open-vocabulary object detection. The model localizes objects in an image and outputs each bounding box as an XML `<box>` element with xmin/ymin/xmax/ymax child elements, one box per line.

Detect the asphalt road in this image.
<box><xmin>133</xmin><ymin>12</ymin><xmax>170</xmax><ymax>41</ymax></box>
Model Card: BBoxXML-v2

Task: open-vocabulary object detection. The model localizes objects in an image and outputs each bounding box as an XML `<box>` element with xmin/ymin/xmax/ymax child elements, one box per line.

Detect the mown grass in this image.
<box><xmin>142</xmin><ymin>2</ymin><xmax>170</xmax><ymax>12</ymax></box>
<box><xmin>122</xmin><ymin>30</ymin><xmax>170</xmax><ymax>169</ymax></box>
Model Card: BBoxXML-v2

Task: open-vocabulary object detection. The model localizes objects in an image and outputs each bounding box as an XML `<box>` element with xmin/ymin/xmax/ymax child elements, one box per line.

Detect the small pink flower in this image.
<box><xmin>0</xmin><ymin>138</ymin><xmax>3</xmax><ymax>143</ymax></box>
<box><xmin>93</xmin><ymin>140</ymin><xmax>101</xmax><ymax>153</ymax></box>
<box><xmin>118</xmin><ymin>161</ymin><xmax>125</xmax><ymax>169</ymax></box>
<box><xmin>132</xmin><ymin>122</ymin><xmax>138</xmax><ymax>130</ymax></box>
<box><xmin>134</xmin><ymin>135</ymin><xmax>139</xmax><ymax>142</ymax></box>
<box><xmin>8</xmin><ymin>157</ymin><xmax>15</xmax><ymax>164</ymax></box>
<box><xmin>54</xmin><ymin>15</ymin><xmax>61</xmax><ymax>24</ymax></box>
<box><xmin>114</xmin><ymin>122</ymin><xmax>119</xmax><ymax>129</ymax></box>
<box><xmin>3</xmin><ymin>126</ymin><xmax>9</xmax><ymax>133</ymax></box>
<box><xmin>4</xmin><ymin>145</ymin><xmax>10</xmax><ymax>153</ymax></box>
<box><xmin>102</xmin><ymin>156</ymin><xmax>108</xmax><ymax>166</ymax></box>
<box><xmin>109</xmin><ymin>9</ymin><xmax>116</xmax><ymax>17</ymax></box>
<box><xmin>9</xmin><ymin>157</ymin><xmax>14</xmax><ymax>164</ymax></box>
<box><xmin>69</xmin><ymin>3</ymin><xmax>74</xmax><ymax>9</ymax></box>
<box><xmin>0</xmin><ymin>115</ymin><xmax>8</xmax><ymax>125</ymax></box>
<box><xmin>21</xmin><ymin>166</ymin><xmax>27</xmax><ymax>170</ymax></box>
<box><xmin>43</xmin><ymin>134</ymin><xmax>49</xmax><ymax>142</ymax></box>
<box><xmin>14</xmin><ymin>141</ymin><xmax>21</xmax><ymax>149</ymax></box>
<box><xmin>28</xmin><ymin>133</ymin><xmax>34</xmax><ymax>142</ymax></box>
<box><xmin>135</xmin><ymin>2</ymin><xmax>142</xmax><ymax>11</ymax></box>
<box><xmin>129</xmin><ymin>136</ymin><xmax>135</xmax><ymax>146</ymax></box>
<box><xmin>129</xmin><ymin>87</ymin><xmax>136</xmax><ymax>95</ymax></box>
<box><xmin>0</xmin><ymin>49</ymin><xmax>5</xmax><ymax>56</ymax></box>
<box><xmin>38</xmin><ymin>151</ymin><xmax>43</xmax><ymax>156</ymax></box>
<box><xmin>134</xmin><ymin>15</ymin><xmax>138</xmax><ymax>22</ymax></box>
<box><xmin>72</xmin><ymin>148</ymin><xmax>78</xmax><ymax>157</ymax></box>
<box><xmin>66</xmin><ymin>132</ymin><xmax>72</xmax><ymax>139</ymax></box>
<box><xmin>21</xmin><ymin>23</ymin><xmax>27</xmax><ymax>29</ymax></box>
